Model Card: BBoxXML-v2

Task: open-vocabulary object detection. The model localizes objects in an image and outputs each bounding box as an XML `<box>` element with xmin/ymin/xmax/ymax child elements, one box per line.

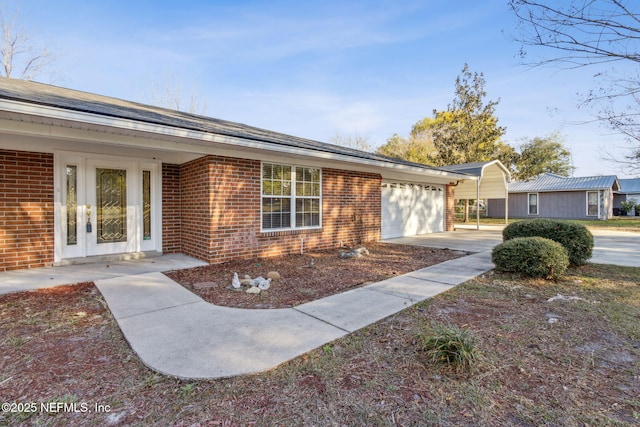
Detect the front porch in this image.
<box><xmin>0</xmin><ymin>253</ymin><xmax>207</xmax><ymax>295</ymax></box>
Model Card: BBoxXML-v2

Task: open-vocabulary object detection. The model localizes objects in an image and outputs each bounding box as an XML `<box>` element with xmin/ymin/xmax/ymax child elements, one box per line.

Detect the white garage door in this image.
<box><xmin>381</xmin><ymin>181</ymin><xmax>444</xmax><ymax>239</ymax></box>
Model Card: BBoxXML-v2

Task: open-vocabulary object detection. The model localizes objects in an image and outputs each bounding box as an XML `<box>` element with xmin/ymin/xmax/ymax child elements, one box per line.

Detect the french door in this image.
<box><xmin>55</xmin><ymin>152</ymin><xmax>161</xmax><ymax>262</ymax></box>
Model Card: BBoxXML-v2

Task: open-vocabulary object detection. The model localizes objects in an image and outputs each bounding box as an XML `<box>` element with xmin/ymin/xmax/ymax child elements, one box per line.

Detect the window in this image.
<box><xmin>262</xmin><ymin>163</ymin><xmax>321</xmax><ymax>230</ymax></box>
<box><xmin>66</xmin><ymin>165</ymin><xmax>78</xmax><ymax>246</ymax></box>
<box><xmin>587</xmin><ymin>191</ymin><xmax>599</xmax><ymax>216</ymax></box>
<box><xmin>528</xmin><ymin>193</ymin><xmax>538</xmax><ymax>215</ymax></box>
<box><xmin>143</xmin><ymin>170</ymin><xmax>152</xmax><ymax>240</ymax></box>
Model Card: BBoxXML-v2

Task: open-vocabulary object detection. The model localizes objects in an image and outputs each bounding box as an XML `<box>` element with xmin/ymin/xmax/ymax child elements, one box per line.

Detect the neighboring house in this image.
<box><xmin>0</xmin><ymin>78</ymin><xmax>472</xmax><ymax>271</ymax></box>
<box><xmin>614</xmin><ymin>178</ymin><xmax>640</xmax><ymax>215</ymax></box>
<box><xmin>487</xmin><ymin>173</ymin><xmax>620</xmax><ymax>220</ymax></box>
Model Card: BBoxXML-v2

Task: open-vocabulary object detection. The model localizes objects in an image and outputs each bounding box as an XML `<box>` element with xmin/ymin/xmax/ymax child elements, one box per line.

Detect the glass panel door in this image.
<box><xmin>86</xmin><ymin>159</ymin><xmax>135</xmax><ymax>256</ymax></box>
<box><xmin>56</xmin><ymin>153</ymin><xmax>161</xmax><ymax>262</ymax></box>
<box><xmin>96</xmin><ymin>168</ymin><xmax>128</xmax><ymax>244</ymax></box>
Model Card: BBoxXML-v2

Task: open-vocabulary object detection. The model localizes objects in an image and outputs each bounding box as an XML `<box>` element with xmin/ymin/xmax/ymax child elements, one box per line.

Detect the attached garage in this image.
<box><xmin>381</xmin><ymin>181</ymin><xmax>444</xmax><ymax>238</ymax></box>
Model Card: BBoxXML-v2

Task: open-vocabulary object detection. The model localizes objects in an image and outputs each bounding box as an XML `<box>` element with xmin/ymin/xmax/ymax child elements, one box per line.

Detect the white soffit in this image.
<box><xmin>0</xmin><ymin>99</ymin><xmax>471</xmax><ymax>183</ymax></box>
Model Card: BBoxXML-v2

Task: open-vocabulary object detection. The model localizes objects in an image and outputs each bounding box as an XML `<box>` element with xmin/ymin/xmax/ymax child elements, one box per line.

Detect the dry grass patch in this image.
<box><xmin>1</xmin><ymin>260</ymin><xmax>639</xmax><ymax>426</ymax></box>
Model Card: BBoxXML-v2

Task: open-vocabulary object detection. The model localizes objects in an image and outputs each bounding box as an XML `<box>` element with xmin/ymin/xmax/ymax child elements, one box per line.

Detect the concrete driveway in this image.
<box><xmin>384</xmin><ymin>229</ymin><xmax>503</xmax><ymax>253</ymax></box>
<box><xmin>590</xmin><ymin>229</ymin><xmax>640</xmax><ymax>267</ymax></box>
<box><xmin>384</xmin><ymin>227</ymin><xmax>640</xmax><ymax>268</ymax></box>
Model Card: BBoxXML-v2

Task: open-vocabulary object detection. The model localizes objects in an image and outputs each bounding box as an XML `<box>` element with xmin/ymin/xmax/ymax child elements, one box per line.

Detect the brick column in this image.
<box><xmin>445</xmin><ymin>184</ymin><xmax>456</xmax><ymax>232</ymax></box>
<box><xmin>0</xmin><ymin>150</ymin><xmax>54</xmax><ymax>271</ymax></box>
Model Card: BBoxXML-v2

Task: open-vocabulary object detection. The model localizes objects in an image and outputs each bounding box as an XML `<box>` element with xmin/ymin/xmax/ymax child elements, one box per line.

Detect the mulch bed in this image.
<box><xmin>164</xmin><ymin>242</ymin><xmax>469</xmax><ymax>309</ymax></box>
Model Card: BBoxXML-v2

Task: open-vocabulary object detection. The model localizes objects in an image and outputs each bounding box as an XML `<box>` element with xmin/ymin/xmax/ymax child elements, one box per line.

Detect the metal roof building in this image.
<box><xmin>509</xmin><ymin>173</ymin><xmax>620</xmax><ymax>193</ymax></box>
<box><xmin>618</xmin><ymin>178</ymin><xmax>640</xmax><ymax>194</ymax></box>
<box><xmin>487</xmin><ymin>173</ymin><xmax>621</xmax><ymax>220</ymax></box>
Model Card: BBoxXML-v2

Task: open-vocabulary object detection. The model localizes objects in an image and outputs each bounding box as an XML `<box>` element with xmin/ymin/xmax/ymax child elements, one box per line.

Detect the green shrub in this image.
<box><xmin>492</xmin><ymin>236</ymin><xmax>569</xmax><ymax>279</ymax></box>
<box><xmin>421</xmin><ymin>323</ymin><xmax>478</xmax><ymax>372</ymax></box>
<box><xmin>502</xmin><ymin>219</ymin><xmax>593</xmax><ymax>265</ymax></box>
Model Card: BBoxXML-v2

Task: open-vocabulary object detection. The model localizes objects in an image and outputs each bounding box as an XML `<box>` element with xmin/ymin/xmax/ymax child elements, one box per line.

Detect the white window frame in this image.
<box><xmin>586</xmin><ymin>191</ymin><xmax>600</xmax><ymax>217</ymax></box>
<box><xmin>528</xmin><ymin>193</ymin><xmax>539</xmax><ymax>216</ymax></box>
<box><xmin>260</xmin><ymin>162</ymin><xmax>322</xmax><ymax>232</ymax></box>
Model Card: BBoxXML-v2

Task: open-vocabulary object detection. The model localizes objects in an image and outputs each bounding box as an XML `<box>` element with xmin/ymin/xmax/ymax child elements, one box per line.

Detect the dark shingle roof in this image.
<box><xmin>0</xmin><ymin>77</ymin><xmax>461</xmax><ymax>175</ymax></box>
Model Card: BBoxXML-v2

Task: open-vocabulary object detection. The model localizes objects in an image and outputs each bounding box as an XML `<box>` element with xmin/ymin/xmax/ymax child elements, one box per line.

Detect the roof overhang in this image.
<box><xmin>0</xmin><ymin>98</ymin><xmax>471</xmax><ymax>185</ymax></box>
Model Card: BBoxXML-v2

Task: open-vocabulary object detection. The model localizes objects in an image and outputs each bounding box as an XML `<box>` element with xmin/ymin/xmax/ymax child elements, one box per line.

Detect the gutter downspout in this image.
<box><xmin>504</xmin><ymin>174</ymin><xmax>509</xmax><ymax>225</ymax></box>
<box><xmin>476</xmin><ymin>178</ymin><xmax>481</xmax><ymax>231</ymax></box>
<box><xmin>449</xmin><ymin>180</ymin><xmax>460</xmax><ymax>231</ymax></box>
<box><xmin>505</xmin><ymin>182</ymin><xmax>509</xmax><ymax>225</ymax></box>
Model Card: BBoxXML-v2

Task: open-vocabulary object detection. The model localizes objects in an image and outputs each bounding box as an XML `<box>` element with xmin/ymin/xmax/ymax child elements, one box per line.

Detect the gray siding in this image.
<box><xmin>488</xmin><ymin>191</ymin><xmax>605</xmax><ymax>220</ymax></box>
<box><xmin>487</xmin><ymin>198</ymin><xmax>506</xmax><ymax>217</ymax></box>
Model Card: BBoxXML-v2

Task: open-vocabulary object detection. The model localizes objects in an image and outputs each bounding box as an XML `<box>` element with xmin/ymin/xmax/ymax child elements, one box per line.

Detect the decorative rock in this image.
<box><xmin>257</xmin><ymin>277</ymin><xmax>272</xmax><ymax>290</ymax></box>
<box><xmin>266</xmin><ymin>271</ymin><xmax>281</xmax><ymax>281</ymax></box>
<box><xmin>240</xmin><ymin>277</ymin><xmax>253</xmax><ymax>286</ymax></box>
<box><xmin>339</xmin><ymin>246</ymin><xmax>370</xmax><ymax>259</ymax></box>
<box><xmin>231</xmin><ymin>273</ymin><xmax>241</xmax><ymax>289</ymax></box>
<box><xmin>248</xmin><ymin>276</ymin><xmax>272</xmax><ymax>290</ymax></box>
<box><xmin>248</xmin><ymin>276</ymin><xmax>262</xmax><ymax>286</ymax></box>
<box><xmin>246</xmin><ymin>286</ymin><xmax>261</xmax><ymax>294</ymax></box>
<box><xmin>194</xmin><ymin>281</ymin><xmax>217</xmax><ymax>290</ymax></box>
<box><xmin>354</xmin><ymin>247</ymin><xmax>370</xmax><ymax>255</ymax></box>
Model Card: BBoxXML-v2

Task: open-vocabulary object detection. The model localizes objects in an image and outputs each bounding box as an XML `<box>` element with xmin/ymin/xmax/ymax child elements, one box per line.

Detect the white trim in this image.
<box><xmin>586</xmin><ymin>190</ymin><xmax>600</xmax><ymax>217</ymax></box>
<box><xmin>528</xmin><ymin>193</ymin><xmax>539</xmax><ymax>216</ymax></box>
<box><xmin>140</xmin><ymin>162</ymin><xmax>162</xmax><ymax>252</ymax></box>
<box><xmin>260</xmin><ymin>162</ymin><xmax>322</xmax><ymax>232</ymax></box>
<box><xmin>0</xmin><ymin>98</ymin><xmax>471</xmax><ymax>183</ymax></box>
<box><xmin>54</xmin><ymin>153</ymin><xmax>86</xmax><ymax>261</ymax></box>
<box><xmin>53</xmin><ymin>151</ymin><xmax>162</xmax><ymax>263</ymax></box>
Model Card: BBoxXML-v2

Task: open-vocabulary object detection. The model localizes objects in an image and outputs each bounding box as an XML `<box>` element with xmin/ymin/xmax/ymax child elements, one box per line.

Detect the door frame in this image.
<box><xmin>53</xmin><ymin>151</ymin><xmax>162</xmax><ymax>263</ymax></box>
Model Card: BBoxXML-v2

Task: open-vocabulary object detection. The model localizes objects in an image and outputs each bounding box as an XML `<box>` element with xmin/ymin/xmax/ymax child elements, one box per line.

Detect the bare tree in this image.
<box><xmin>509</xmin><ymin>0</ymin><xmax>640</xmax><ymax>173</ymax></box>
<box><xmin>510</xmin><ymin>0</ymin><xmax>640</xmax><ymax>67</ymax></box>
<box><xmin>329</xmin><ymin>132</ymin><xmax>372</xmax><ymax>152</ymax></box>
<box><xmin>0</xmin><ymin>2</ymin><xmax>54</xmax><ymax>80</ymax></box>
<box><xmin>143</xmin><ymin>72</ymin><xmax>209</xmax><ymax>115</ymax></box>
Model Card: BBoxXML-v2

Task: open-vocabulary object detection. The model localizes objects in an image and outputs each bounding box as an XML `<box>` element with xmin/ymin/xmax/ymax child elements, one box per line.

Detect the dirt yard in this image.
<box><xmin>1</xmin><ymin>248</ymin><xmax>639</xmax><ymax>426</ymax></box>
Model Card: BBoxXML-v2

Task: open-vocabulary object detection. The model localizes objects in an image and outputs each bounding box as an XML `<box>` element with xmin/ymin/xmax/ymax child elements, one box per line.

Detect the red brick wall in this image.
<box><xmin>179</xmin><ymin>156</ymin><xmax>215</xmax><ymax>260</ymax></box>
<box><xmin>0</xmin><ymin>151</ymin><xmax>384</xmax><ymax>271</ymax></box>
<box><xmin>162</xmin><ymin>163</ymin><xmax>181</xmax><ymax>253</ymax></box>
<box><xmin>321</xmin><ymin>168</ymin><xmax>381</xmax><ymax>246</ymax></box>
<box><xmin>445</xmin><ymin>184</ymin><xmax>455</xmax><ymax>231</ymax></box>
<box><xmin>0</xmin><ymin>150</ymin><xmax>54</xmax><ymax>271</ymax></box>
<box><xmin>178</xmin><ymin>155</ymin><xmax>382</xmax><ymax>264</ymax></box>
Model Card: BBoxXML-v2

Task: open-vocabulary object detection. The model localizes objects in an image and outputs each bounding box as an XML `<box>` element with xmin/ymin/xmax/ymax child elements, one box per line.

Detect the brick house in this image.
<box><xmin>0</xmin><ymin>79</ymin><xmax>471</xmax><ymax>271</ymax></box>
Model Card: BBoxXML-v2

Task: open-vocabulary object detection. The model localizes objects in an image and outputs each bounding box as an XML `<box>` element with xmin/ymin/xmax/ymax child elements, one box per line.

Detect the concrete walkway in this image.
<box><xmin>0</xmin><ymin>254</ymin><xmax>208</xmax><ymax>295</ymax></box>
<box><xmin>93</xmin><ymin>252</ymin><xmax>493</xmax><ymax>379</ymax></box>
<box><xmin>1</xmin><ymin>227</ymin><xmax>636</xmax><ymax>379</ymax></box>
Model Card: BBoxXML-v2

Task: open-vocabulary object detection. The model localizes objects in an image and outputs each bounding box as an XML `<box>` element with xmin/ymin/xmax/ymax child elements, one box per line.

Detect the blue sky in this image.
<box><xmin>14</xmin><ymin>0</ymin><xmax>638</xmax><ymax>177</ymax></box>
